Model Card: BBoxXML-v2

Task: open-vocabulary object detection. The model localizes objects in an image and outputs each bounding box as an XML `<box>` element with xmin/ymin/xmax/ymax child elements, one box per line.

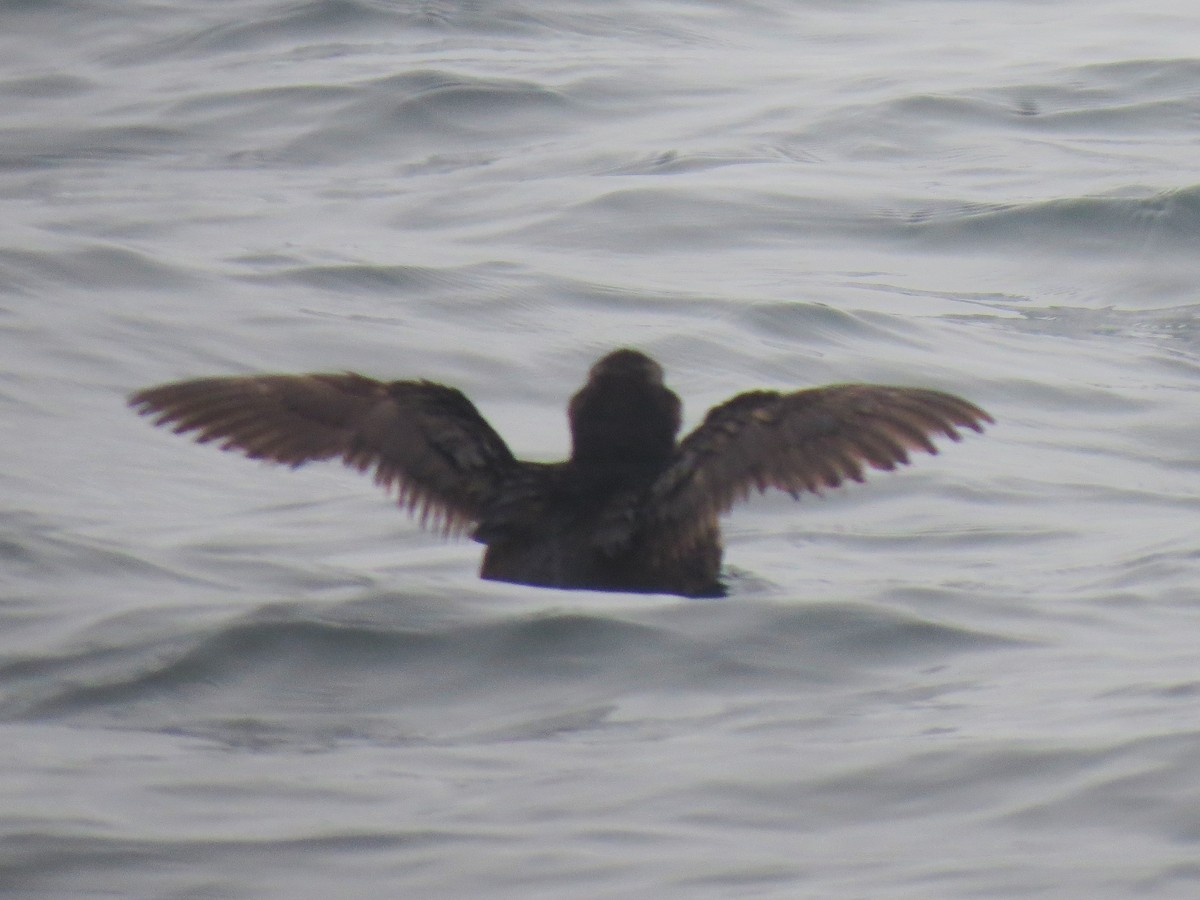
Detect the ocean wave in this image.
<box><xmin>0</xmin><ymin>594</ymin><xmax>1014</xmax><ymax>745</ymax></box>
<box><xmin>275</xmin><ymin>70</ymin><xmax>579</xmax><ymax>164</ymax></box>
<box><xmin>893</xmin><ymin>186</ymin><xmax>1200</xmax><ymax>253</ymax></box>
<box><xmin>0</xmin><ymin>124</ymin><xmax>192</xmax><ymax>170</ymax></box>
<box><xmin>0</xmin><ymin>245</ymin><xmax>200</xmax><ymax>291</ymax></box>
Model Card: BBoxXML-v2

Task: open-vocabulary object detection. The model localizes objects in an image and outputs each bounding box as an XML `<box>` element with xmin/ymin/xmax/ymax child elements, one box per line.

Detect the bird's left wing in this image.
<box><xmin>129</xmin><ymin>372</ymin><xmax>517</xmax><ymax>534</ymax></box>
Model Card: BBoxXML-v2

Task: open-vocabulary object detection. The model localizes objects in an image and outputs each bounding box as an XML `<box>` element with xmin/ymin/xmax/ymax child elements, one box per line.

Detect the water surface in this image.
<box><xmin>3</xmin><ymin>1</ymin><xmax>1200</xmax><ymax>897</ymax></box>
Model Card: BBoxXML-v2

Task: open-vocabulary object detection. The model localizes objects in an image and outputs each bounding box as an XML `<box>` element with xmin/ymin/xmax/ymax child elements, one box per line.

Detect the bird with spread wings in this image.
<box><xmin>129</xmin><ymin>348</ymin><xmax>991</xmax><ymax>597</ymax></box>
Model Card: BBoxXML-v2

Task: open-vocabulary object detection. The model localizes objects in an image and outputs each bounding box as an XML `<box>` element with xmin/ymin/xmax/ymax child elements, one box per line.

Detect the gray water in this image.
<box><xmin>4</xmin><ymin>1</ymin><xmax>1200</xmax><ymax>897</ymax></box>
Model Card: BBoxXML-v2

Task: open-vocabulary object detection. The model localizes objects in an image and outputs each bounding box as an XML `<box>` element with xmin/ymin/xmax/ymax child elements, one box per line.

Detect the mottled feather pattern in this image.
<box><xmin>643</xmin><ymin>384</ymin><xmax>992</xmax><ymax>559</ymax></box>
<box><xmin>130</xmin><ymin>350</ymin><xmax>990</xmax><ymax>596</ymax></box>
<box><xmin>130</xmin><ymin>373</ymin><xmax>516</xmax><ymax>537</ymax></box>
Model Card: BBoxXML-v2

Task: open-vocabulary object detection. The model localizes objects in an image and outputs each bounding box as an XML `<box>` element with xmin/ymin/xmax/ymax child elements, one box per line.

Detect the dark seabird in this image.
<box><xmin>129</xmin><ymin>348</ymin><xmax>991</xmax><ymax>597</ymax></box>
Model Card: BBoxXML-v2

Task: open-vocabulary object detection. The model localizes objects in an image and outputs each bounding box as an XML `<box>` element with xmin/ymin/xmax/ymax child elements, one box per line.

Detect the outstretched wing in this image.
<box><xmin>642</xmin><ymin>384</ymin><xmax>992</xmax><ymax>556</ymax></box>
<box><xmin>129</xmin><ymin>372</ymin><xmax>517</xmax><ymax>535</ymax></box>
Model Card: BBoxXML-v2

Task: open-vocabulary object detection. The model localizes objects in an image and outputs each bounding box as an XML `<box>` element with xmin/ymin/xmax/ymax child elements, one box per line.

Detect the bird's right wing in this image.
<box><xmin>638</xmin><ymin>384</ymin><xmax>992</xmax><ymax>557</ymax></box>
<box><xmin>129</xmin><ymin>372</ymin><xmax>517</xmax><ymax>535</ymax></box>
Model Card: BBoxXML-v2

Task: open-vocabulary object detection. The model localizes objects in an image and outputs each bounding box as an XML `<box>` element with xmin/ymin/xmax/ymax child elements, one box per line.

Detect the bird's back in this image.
<box><xmin>475</xmin><ymin>460</ymin><xmax>725</xmax><ymax>597</ymax></box>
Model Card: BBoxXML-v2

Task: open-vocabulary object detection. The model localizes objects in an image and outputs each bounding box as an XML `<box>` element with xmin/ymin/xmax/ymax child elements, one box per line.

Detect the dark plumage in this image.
<box><xmin>129</xmin><ymin>348</ymin><xmax>992</xmax><ymax>597</ymax></box>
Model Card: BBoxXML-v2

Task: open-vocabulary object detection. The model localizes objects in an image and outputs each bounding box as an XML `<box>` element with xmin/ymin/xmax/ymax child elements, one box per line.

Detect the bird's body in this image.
<box><xmin>129</xmin><ymin>348</ymin><xmax>991</xmax><ymax>597</ymax></box>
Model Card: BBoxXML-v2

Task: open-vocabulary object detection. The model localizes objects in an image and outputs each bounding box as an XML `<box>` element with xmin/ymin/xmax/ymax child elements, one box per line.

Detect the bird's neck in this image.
<box><xmin>568</xmin><ymin>381</ymin><xmax>680</xmax><ymax>468</ymax></box>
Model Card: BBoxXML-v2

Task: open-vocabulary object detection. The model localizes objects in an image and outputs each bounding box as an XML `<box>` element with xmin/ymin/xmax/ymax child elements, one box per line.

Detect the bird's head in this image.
<box><xmin>568</xmin><ymin>349</ymin><xmax>681</xmax><ymax>465</ymax></box>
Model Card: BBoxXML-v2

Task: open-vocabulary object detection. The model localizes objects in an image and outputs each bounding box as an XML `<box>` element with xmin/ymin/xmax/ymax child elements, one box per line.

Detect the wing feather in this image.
<box><xmin>644</xmin><ymin>383</ymin><xmax>992</xmax><ymax>556</ymax></box>
<box><xmin>129</xmin><ymin>372</ymin><xmax>516</xmax><ymax>534</ymax></box>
